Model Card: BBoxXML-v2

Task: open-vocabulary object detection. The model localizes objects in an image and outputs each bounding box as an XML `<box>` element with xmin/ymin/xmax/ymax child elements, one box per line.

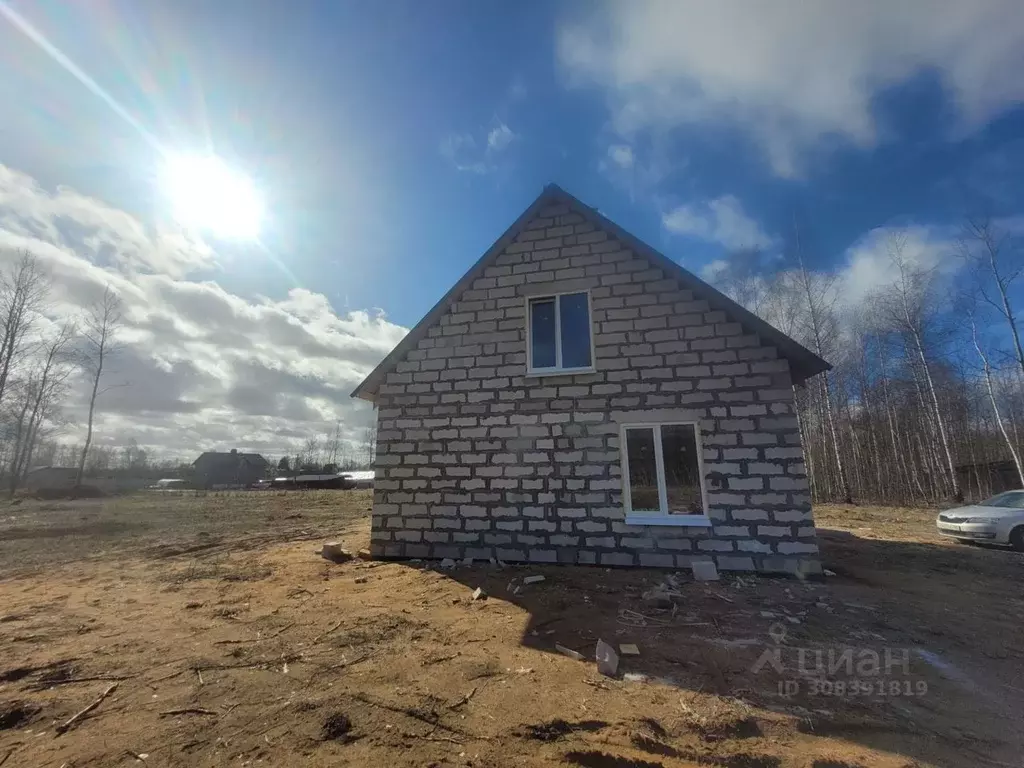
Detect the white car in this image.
<box><xmin>936</xmin><ymin>490</ymin><xmax>1024</xmax><ymax>550</ymax></box>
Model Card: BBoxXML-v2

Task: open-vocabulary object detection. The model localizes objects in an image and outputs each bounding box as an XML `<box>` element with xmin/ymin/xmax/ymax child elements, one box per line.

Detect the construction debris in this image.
<box><xmin>691</xmin><ymin>560</ymin><xmax>720</xmax><ymax>582</ymax></box>
<box><xmin>824</xmin><ymin>569</ymin><xmax>837</xmax><ymax>577</ymax></box>
<box><xmin>321</xmin><ymin>542</ymin><xmax>352</xmax><ymax>562</ymax></box>
<box><xmin>619</xmin><ymin>643</ymin><xmax>640</xmax><ymax>656</ymax></box>
<box><xmin>641</xmin><ymin>590</ymin><xmax>675</xmax><ymax>610</ymax></box>
<box><xmin>595</xmin><ymin>639</ymin><xmax>619</xmax><ymax>677</ymax></box>
<box><xmin>522</xmin><ymin>575</ymin><xmax>545</xmax><ymax>585</ymax></box>
<box><xmin>472</xmin><ymin>587</ymin><xmax>486</xmax><ymax>601</ymax></box>
<box><xmin>555</xmin><ymin>644</ymin><xmax>585</xmax><ymax>661</ymax></box>
<box><xmin>438</xmin><ymin>558</ymin><xmax>456</xmax><ymax>570</ymax></box>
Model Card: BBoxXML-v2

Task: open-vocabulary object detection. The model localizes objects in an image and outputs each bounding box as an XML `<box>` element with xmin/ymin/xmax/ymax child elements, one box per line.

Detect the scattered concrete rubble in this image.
<box><xmin>595</xmin><ymin>639</ymin><xmax>619</xmax><ymax>677</ymax></box>
<box><xmin>555</xmin><ymin>644</ymin><xmax>585</xmax><ymax>661</ymax></box>
<box><xmin>691</xmin><ymin>560</ymin><xmax>719</xmax><ymax>582</ymax></box>
<box><xmin>472</xmin><ymin>587</ymin><xmax>486</xmax><ymax>601</ymax></box>
<box><xmin>321</xmin><ymin>542</ymin><xmax>352</xmax><ymax>562</ymax></box>
<box><xmin>619</xmin><ymin>644</ymin><xmax>639</xmax><ymax>656</ymax></box>
<box><xmin>522</xmin><ymin>575</ymin><xmax>545</xmax><ymax>585</ymax></box>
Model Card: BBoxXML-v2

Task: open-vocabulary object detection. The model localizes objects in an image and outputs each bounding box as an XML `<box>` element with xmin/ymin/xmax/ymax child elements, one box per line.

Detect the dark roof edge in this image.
<box><xmin>352</xmin><ymin>184</ymin><xmax>830</xmax><ymax>401</ymax></box>
<box><xmin>351</xmin><ymin>185</ymin><xmax>563</xmax><ymax>402</ymax></box>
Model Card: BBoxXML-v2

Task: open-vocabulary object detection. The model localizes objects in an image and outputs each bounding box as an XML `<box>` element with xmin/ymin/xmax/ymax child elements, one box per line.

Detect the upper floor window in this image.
<box><xmin>527</xmin><ymin>291</ymin><xmax>593</xmax><ymax>374</ymax></box>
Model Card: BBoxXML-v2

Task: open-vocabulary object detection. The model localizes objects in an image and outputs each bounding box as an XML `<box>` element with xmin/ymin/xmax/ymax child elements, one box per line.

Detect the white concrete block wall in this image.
<box><xmin>370</xmin><ymin>202</ymin><xmax>820</xmax><ymax>575</ymax></box>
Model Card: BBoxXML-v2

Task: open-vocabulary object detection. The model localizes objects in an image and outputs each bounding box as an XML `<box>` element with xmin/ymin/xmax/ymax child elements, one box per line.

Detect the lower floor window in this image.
<box><xmin>621</xmin><ymin>422</ymin><xmax>706</xmax><ymax>520</ymax></box>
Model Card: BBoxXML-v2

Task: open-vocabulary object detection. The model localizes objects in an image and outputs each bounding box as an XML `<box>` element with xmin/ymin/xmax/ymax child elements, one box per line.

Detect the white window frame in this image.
<box><xmin>620</xmin><ymin>421</ymin><xmax>712</xmax><ymax>527</ymax></box>
<box><xmin>525</xmin><ymin>290</ymin><xmax>596</xmax><ymax>375</ymax></box>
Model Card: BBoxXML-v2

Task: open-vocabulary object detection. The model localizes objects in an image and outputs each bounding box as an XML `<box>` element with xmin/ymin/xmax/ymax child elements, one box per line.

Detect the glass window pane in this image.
<box><xmin>558</xmin><ymin>292</ymin><xmax>592</xmax><ymax>369</ymax></box>
<box><xmin>661</xmin><ymin>424</ymin><xmax>703</xmax><ymax>514</ymax></box>
<box><xmin>626</xmin><ymin>427</ymin><xmax>660</xmax><ymax>512</ymax></box>
<box><xmin>530</xmin><ymin>299</ymin><xmax>556</xmax><ymax>369</ymax></box>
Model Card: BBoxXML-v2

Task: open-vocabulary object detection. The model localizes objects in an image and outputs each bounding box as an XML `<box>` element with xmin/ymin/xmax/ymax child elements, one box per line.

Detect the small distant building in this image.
<box><xmin>192</xmin><ymin>450</ymin><xmax>269</xmax><ymax>489</ymax></box>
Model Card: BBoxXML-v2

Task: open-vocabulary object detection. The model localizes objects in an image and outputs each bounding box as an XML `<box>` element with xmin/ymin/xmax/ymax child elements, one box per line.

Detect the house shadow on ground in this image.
<box><xmin>396</xmin><ymin>527</ymin><xmax>1024</xmax><ymax>768</ymax></box>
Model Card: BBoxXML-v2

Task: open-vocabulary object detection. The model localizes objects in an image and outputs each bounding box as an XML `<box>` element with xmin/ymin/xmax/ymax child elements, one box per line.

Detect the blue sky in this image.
<box><xmin>1</xmin><ymin>0</ymin><xmax>1023</xmax><ymax>456</ymax></box>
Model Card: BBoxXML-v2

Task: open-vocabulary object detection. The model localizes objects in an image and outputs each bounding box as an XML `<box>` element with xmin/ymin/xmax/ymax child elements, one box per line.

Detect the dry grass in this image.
<box><xmin>0</xmin><ymin>493</ymin><xmax>1021</xmax><ymax>767</ymax></box>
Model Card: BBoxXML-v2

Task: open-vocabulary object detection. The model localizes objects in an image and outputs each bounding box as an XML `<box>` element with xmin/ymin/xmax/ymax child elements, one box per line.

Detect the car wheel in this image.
<box><xmin>1009</xmin><ymin>527</ymin><xmax>1024</xmax><ymax>552</ymax></box>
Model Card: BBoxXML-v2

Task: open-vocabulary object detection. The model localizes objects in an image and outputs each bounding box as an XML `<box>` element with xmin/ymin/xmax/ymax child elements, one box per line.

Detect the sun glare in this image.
<box><xmin>162</xmin><ymin>153</ymin><xmax>262</xmax><ymax>239</ymax></box>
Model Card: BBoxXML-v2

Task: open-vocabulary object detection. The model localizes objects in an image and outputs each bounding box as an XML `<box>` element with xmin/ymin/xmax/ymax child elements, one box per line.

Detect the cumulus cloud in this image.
<box><xmin>442</xmin><ymin>119</ymin><xmax>519</xmax><ymax>175</ymax></box>
<box><xmin>663</xmin><ymin>195</ymin><xmax>774</xmax><ymax>251</ymax></box>
<box><xmin>440</xmin><ymin>134</ymin><xmax>489</xmax><ymax>174</ymax></box>
<box><xmin>700</xmin><ymin>258</ymin><xmax>729</xmax><ymax>282</ymax></box>
<box><xmin>0</xmin><ymin>164</ymin><xmax>406</xmax><ymax>460</ymax></box>
<box><xmin>487</xmin><ymin>122</ymin><xmax>516</xmax><ymax>152</ymax></box>
<box><xmin>607</xmin><ymin>144</ymin><xmax>634</xmax><ymax>169</ymax></box>
<box><xmin>838</xmin><ymin>225</ymin><xmax>958</xmax><ymax>310</ymax></box>
<box><xmin>559</xmin><ymin>0</ymin><xmax>1024</xmax><ymax>176</ymax></box>
<box><xmin>0</xmin><ymin>165</ymin><xmax>215</xmax><ymax>278</ymax></box>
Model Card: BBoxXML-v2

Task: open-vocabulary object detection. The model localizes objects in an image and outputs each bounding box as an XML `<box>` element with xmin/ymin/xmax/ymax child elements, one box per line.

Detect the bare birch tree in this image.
<box><xmin>966</xmin><ymin>303</ymin><xmax>1024</xmax><ymax>487</ymax></box>
<box><xmin>961</xmin><ymin>217</ymin><xmax>1024</xmax><ymax>382</ymax></box>
<box><xmin>788</xmin><ymin>226</ymin><xmax>853</xmax><ymax>504</ymax></box>
<box><xmin>76</xmin><ymin>286</ymin><xmax>122</xmax><ymax>487</ymax></box>
<box><xmin>7</xmin><ymin>321</ymin><xmax>76</xmax><ymax>494</ymax></box>
<box><xmin>0</xmin><ymin>252</ymin><xmax>48</xmax><ymax>410</ymax></box>
<box><xmin>873</xmin><ymin>234</ymin><xmax>962</xmax><ymax>499</ymax></box>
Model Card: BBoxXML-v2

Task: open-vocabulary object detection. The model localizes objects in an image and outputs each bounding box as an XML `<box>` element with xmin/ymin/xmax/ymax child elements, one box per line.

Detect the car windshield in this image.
<box><xmin>978</xmin><ymin>491</ymin><xmax>1024</xmax><ymax>508</ymax></box>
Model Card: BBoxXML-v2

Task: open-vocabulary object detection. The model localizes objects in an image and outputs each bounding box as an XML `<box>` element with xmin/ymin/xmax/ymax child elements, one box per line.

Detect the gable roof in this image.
<box><xmin>193</xmin><ymin>451</ymin><xmax>268</xmax><ymax>469</ymax></box>
<box><xmin>352</xmin><ymin>184</ymin><xmax>830</xmax><ymax>401</ymax></box>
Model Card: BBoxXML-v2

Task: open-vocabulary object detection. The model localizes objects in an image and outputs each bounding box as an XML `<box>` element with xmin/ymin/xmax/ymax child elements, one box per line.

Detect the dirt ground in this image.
<box><xmin>1</xmin><ymin>492</ymin><xmax>1022</xmax><ymax>768</ymax></box>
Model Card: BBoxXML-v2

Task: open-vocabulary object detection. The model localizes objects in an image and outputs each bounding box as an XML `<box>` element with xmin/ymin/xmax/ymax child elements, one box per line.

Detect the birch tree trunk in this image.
<box><xmin>971</xmin><ymin>316</ymin><xmax>1024</xmax><ymax>487</ymax></box>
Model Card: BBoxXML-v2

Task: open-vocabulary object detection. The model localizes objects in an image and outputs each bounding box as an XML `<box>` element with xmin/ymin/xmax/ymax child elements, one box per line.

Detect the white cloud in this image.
<box><xmin>559</xmin><ymin>0</ymin><xmax>1024</xmax><ymax>176</ymax></box>
<box><xmin>487</xmin><ymin>122</ymin><xmax>516</xmax><ymax>152</ymax></box>
<box><xmin>700</xmin><ymin>258</ymin><xmax>729</xmax><ymax>282</ymax></box>
<box><xmin>0</xmin><ymin>165</ymin><xmax>214</xmax><ymax>277</ymax></box>
<box><xmin>838</xmin><ymin>225</ymin><xmax>958</xmax><ymax>310</ymax></box>
<box><xmin>663</xmin><ymin>195</ymin><xmax>774</xmax><ymax>251</ymax></box>
<box><xmin>441</xmin><ymin>120</ymin><xmax>519</xmax><ymax>175</ymax></box>
<box><xmin>440</xmin><ymin>134</ymin><xmax>488</xmax><ymax>174</ymax></box>
<box><xmin>0</xmin><ymin>164</ymin><xmax>406</xmax><ymax>460</ymax></box>
<box><xmin>607</xmin><ymin>144</ymin><xmax>634</xmax><ymax>169</ymax></box>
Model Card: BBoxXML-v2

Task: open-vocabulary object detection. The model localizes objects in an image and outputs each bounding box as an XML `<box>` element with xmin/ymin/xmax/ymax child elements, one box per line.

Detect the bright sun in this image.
<box><xmin>161</xmin><ymin>153</ymin><xmax>262</xmax><ymax>239</ymax></box>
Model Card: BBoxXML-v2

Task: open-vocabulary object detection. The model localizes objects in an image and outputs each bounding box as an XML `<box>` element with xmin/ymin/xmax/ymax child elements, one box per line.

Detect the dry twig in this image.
<box><xmin>159</xmin><ymin>707</ymin><xmax>218</xmax><ymax>717</ymax></box>
<box><xmin>213</xmin><ymin>622</ymin><xmax>296</xmax><ymax>645</ymax></box>
<box><xmin>35</xmin><ymin>674</ymin><xmax>131</xmax><ymax>688</ymax></box>
<box><xmin>55</xmin><ymin>682</ymin><xmax>119</xmax><ymax>735</ymax></box>
<box><xmin>313</xmin><ymin>619</ymin><xmax>344</xmax><ymax>644</ymax></box>
<box><xmin>449</xmin><ymin>686</ymin><xmax>477</xmax><ymax>710</ymax></box>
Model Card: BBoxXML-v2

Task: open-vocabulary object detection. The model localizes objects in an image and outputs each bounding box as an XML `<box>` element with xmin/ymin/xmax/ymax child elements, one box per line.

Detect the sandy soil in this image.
<box><xmin>0</xmin><ymin>491</ymin><xmax>1022</xmax><ymax>767</ymax></box>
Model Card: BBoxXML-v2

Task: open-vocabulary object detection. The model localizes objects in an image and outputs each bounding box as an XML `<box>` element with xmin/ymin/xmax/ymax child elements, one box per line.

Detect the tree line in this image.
<box><xmin>271</xmin><ymin>424</ymin><xmax>376</xmax><ymax>476</ymax></box>
<box><xmin>0</xmin><ymin>253</ymin><xmax>122</xmax><ymax>495</ymax></box>
<box><xmin>0</xmin><ymin>251</ymin><xmax>375</xmax><ymax>493</ymax></box>
<box><xmin>711</xmin><ymin>216</ymin><xmax>1024</xmax><ymax>505</ymax></box>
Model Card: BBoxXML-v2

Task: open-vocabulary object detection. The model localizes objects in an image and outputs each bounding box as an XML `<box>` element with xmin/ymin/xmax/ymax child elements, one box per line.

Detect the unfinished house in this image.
<box><xmin>352</xmin><ymin>185</ymin><xmax>829</xmax><ymax>575</ymax></box>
